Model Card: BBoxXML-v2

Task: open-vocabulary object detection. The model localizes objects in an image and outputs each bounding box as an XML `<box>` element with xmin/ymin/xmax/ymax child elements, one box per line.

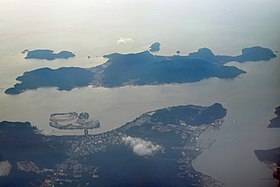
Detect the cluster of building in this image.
<box><xmin>68</xmin><ymin>131</ymin><xmax>122</xmax><ymax>157</ymax></box>
<box><xmin>16</xmin><ymin>113</ymin><xmax>224</xmax><ymax>186</ymax></box>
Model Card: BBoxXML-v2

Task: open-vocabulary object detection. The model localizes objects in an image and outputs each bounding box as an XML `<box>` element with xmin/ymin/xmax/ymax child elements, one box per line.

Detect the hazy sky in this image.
<box><xmin>0</xmin><ymin>0</ymin><xmax>279</xmax><ymax>56</ymax></box>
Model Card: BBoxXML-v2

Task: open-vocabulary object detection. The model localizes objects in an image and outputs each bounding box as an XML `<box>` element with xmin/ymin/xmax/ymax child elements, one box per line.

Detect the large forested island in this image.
<box><xmin>5</xmin><ymin>46</ymin><xmax>276</xmax><ymax>95</ymax></box>
<box><xmin>0</xmin><ymin>103</ymin><xmax>226</xmax><ymax>187</ymax></box>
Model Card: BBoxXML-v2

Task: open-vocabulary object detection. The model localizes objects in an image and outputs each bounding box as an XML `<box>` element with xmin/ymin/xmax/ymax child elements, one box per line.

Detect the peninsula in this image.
<box><xmin>268</xmin><ymin>106</ymin><xmax>280</xmax><ymax>128</ymax></box>
<box><xmin>5</xmin><ymin>67</ymin><xmax>94</xmax><ymax>94</ymax></box>
<box><xmin>0</xmin><ymin>103</ymin><xmax>226</xmax><ymax>187</ymax></box>
<box><xmin>254</xmin><ymin>106</ymin><xmax>280</xmax><ymax>184</ymax></box>
<box><xmin>188</xmin><ymin>46</ymin><xmax>276</xmax><ymax>64</ymax></box>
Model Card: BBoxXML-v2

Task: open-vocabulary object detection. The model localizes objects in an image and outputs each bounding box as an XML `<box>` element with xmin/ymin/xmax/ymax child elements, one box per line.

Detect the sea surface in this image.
<box><xmin>0</xmin><ymin>0</ymin><xmax>280</xmax><ymax>186</ymax></box>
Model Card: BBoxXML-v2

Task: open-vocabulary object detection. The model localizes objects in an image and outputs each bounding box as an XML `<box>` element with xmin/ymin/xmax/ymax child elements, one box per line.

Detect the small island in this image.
<box><xmin>49</xmin><ymin>112</ymin><xmax>100</xmax><ymax>130</ymax></box>
<box><xmin>25</xmin><ymin>49</ymin><xmax>75</xmax><ymax>60</ymax></box>
<box><xmin>149</xmin><ymin>42</ymin><xmax>161</xmax><ymax>52</ymax></box>
<box><xmin>268</xmin><ymin>106</ymin><xmax>280</xmax><ymax>128</ymax></box>
<box><xmin>5</xmin><ymin>45</ymin><xmax>276</xmax><ymax>95</ymax></box>
<box><xmin>21</xmin><ymin>49</ymin><xmax>29</xmax><ymax>54</ymax></box>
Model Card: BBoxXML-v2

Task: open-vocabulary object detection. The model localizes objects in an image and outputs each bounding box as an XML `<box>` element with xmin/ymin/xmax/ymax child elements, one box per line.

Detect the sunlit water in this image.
<box><xmin>0</xmin><ymin>0</ymin><xmax>280</xmax><ymax>186</ymax></box>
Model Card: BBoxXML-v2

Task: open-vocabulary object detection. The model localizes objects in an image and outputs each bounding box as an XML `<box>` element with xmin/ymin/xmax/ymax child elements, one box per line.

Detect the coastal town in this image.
<box><xmin>7</xmin><ymin>104</ymin><xmax>225</xmax><ymax>187</ymax></box>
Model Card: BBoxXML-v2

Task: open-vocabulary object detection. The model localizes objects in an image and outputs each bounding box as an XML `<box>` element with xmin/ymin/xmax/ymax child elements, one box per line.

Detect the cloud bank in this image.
<box><xmin>122</xmin><ymin>136</ymin><xmax>162</xmax><ymax>156</ymax></box>
<box><xmin>117</xmin><ymin>37</ymin><xmax>134</xmax><ymax>45</ymax></box>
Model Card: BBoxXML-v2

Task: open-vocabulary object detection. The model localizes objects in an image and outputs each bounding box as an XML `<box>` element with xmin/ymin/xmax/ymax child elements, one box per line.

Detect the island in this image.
<box><xmin>0</xmin><ymin>103</ymin><xmax>226</xmax><ymax>187</ymax></box>
<box><xmin>21</xmin><ymin>49</ymin><xmax>29</xmax><ymax>54</ymax></box>
<box><xmin>268</xmin><ymin>106</ymin><xmax>280</xmax><ymax>128</ymax></box>
<box><xmin>49</xmin><ymin>112</ymin><xmax>100</xmax><ymax>130</ymax></box>
<box><xmin>25</xmin><ymin>49</ymin><xmax>75</xmax><ymax>60</ymax></box>
<box><xmin>5</xmin><ymin>45</ymin><xmax>276</xmax><ymax>95</ymax></box>
<box><xmin>149</xmin><ymin>42</ymin><xmax>161</xmax><ymax>52</ymax></box>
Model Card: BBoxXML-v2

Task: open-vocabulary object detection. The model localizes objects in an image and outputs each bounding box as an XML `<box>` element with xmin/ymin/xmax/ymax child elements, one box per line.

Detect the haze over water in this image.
<box><xmin>0</xmin><ymin>0</ymin><xmax>280</xmax><ymax>187</ymax></box>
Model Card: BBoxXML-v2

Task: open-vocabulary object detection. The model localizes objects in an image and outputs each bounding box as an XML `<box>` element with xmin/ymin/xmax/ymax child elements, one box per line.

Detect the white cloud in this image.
<box><xmin>117</xmin><ymin>37</ymin><xmax>134</xmax><ymax>45</ymax></box>
<box><xmin>122</xmin><ymin>136</ymin><xmax>162</xmax><ymax>156</ymax></box>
